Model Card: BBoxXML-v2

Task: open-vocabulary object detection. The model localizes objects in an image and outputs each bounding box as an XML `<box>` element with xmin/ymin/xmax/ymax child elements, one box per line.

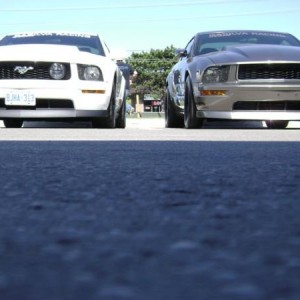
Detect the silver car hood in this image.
<box><xmin>206</xmin><ymin>45</ymin><xmax>300</xmax><ymax>64</ymax></box>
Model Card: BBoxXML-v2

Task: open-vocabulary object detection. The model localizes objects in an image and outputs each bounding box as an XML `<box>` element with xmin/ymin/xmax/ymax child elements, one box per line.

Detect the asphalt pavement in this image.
<box><xmin>0</xmin><ymin>119</ymin><xmax>300</xmax><ymax>300</ymax></box>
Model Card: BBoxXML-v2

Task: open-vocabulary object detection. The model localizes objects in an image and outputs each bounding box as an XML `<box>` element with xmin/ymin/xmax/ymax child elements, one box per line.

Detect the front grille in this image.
<box><xmin>233</xmin><ymin>101</ymin><xmax>300</xmax><ymax>111</ymax></box>
<box><xmin>0</xmin><ymin>62</ymin><xmax>71</xmax><ymax>80</ymax></box>
<box><xmin>238</xmin><ymin>64</ymin><xmax>300</xmax><ymax>80</ymax></box>
<box><xmin>0</xmin><ymin>99</ymin><xmax>74</xmax><ymax>109</ymax></box>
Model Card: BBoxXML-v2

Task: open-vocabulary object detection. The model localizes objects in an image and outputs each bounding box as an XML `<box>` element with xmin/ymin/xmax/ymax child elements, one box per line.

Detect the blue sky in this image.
<box><xmin>1</xmin><ymin>0</ymin><xmax>300</xmax><ymax>57</ymax></box>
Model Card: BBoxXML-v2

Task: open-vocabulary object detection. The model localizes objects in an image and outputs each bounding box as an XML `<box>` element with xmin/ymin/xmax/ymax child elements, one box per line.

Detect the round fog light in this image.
<box><xmin>49</xmin><ymin>63</ymin><xmax>66</xmax><ymax>80</ymax></box>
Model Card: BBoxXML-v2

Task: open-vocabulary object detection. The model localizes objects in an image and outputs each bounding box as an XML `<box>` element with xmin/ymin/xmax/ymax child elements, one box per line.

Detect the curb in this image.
<box><xmin>127</xmin><ymin>112</ymin><xmax>165</xmax><ymax>119</ymax></box>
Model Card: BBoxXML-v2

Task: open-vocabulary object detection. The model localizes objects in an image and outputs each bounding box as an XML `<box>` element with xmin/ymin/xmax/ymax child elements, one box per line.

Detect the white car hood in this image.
<box><xmin>0</xmin><ymin>44</ymin><xmax>110</xmax><ymax>65</ymax></box>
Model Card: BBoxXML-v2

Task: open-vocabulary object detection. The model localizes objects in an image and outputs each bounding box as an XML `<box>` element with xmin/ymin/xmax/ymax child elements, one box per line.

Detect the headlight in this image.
<box><xmin>202</xmin><ymin>66</ymin><xmax>229</xmax><ymax>83</ymax></box>
<box><xmin>78</xmin><ymin>65</ymin><xmax>103</xmax><ymax>81</ymax></box>
<box><xmin>49</xmin><ymin>63</ymin><xmax>66</xmax><ymax>80</ymax></box>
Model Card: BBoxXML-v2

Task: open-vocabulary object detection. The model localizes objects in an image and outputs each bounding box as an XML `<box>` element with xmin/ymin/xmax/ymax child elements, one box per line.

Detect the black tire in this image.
<box><xmin>3</xmin><ymin>119</ymin><xmax>23</xmax><ymax>128</ymax></box>
<box><xmin>265</xmin><ymin>120</ymin><xmax>289</xmax><ymax>129</ymax></box>
<box><xmin>165</xmin><ymin>89</ymin><xmax>183</xmax><ymax>128</ymax></box>
<box><xmin>184</xmin><ymin>77</ymin><xmax>203</xmax><ymax>129</ymax></box>
<box><xmin>116</xmin><ymin>92</ymin><xmax>126</xmax><ymax>129</ymax></box>
<box><xmin>92</xmin><ymin>84</ymin><xmax>116</xmax><ymax>129</ymax></box>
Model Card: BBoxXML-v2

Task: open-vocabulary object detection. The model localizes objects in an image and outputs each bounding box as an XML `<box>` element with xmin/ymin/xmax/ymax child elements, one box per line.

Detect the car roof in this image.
<box><xmin>0</xmin><ymin>31</ymin><xmax>111</xmax><ymax>57</ymax></box>
<box><xmin>3</xmin><ymin>31</ymin><xmax>101</xmax><ymax>37</ymax></box>
<box><xmin>195</xmin><ymin>30</ymin><xmax>294</xmax><ymax>36</ymax></box>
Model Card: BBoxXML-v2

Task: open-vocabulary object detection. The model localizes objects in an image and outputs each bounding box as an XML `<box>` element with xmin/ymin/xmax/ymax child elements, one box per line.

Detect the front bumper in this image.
<box><xmin>195</xmin><ymin>83</ymin><xmax>300</xmax><ymax>121</ymax></box>
<box><xmin>197</xmin><ymin>110</ymin><xmax>300</xmax><ymax>120</ymax></box>
<box><xmin>0</xmin><ymin>109</ymin><xmax>108</xmax><ymax>119</ymax></box>
<box><xmin>0</xmin><ymin>80</ymin><xmax>112</xmax><ymax>120</ymax></box>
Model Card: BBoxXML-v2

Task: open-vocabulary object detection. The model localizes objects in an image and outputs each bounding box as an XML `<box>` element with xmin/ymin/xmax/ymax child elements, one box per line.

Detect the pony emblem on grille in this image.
<box><xmin>14</xmin><ymin>66</ymin><xmax>34</xmax><ymax>74</ymax></box>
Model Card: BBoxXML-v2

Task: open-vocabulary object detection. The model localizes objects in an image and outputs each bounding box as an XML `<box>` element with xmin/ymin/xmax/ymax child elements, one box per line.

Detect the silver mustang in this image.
<box><xmin>165</xmin><ymin>30</ymin><xmax>300</xmax><ymax>129</ymax></box>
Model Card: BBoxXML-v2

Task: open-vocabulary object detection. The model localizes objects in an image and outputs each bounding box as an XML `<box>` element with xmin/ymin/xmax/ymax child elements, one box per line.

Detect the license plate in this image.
<box><xmin>5</xmin><ymin>90</ymin><xmax>36</xmax><ymax>106</ymax></box>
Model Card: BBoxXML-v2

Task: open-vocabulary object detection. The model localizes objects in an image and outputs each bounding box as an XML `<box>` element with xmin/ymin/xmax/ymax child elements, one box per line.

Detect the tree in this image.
<box><xmin>128</xmin><ymin>46</ymin><xmax>177</xmax><ymax>99</ymax></box>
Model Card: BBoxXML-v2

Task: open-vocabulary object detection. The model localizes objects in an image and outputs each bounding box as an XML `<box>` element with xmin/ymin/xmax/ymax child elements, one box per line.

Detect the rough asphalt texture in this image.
<box><xmin>0</xmin><ymin>141</ymin><xmax>300</xmax><ymax>300</ymax></box>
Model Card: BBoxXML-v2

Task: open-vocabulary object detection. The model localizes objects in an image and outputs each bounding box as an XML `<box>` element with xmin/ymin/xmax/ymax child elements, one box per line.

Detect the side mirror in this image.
<box><xmin>175</xmin><ymin>48</ymin><xmax>187</xmax><ymax>58</ymax></box>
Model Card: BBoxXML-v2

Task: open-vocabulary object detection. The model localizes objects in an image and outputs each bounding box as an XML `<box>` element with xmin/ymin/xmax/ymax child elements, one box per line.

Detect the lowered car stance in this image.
<box><xmin>0</xmin><ymin>32</ymin><xmax>126</xmax><ymax>128</ymax></box>
<box><xmin>165</xmin><ymin>30</ymin><xmax>300</xmax><ymax>129</ymax></box>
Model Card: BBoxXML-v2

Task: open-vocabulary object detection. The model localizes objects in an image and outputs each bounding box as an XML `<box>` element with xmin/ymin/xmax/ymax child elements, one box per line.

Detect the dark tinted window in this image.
<box><xmin>0</xmin><ymin>33</ymin><xmax>105</xmax><ymax>56</ymax></box>
<box><xmin>195</xmin><ymin>31</ymin><xmax>300</xmax><ymax>56</ymax></box>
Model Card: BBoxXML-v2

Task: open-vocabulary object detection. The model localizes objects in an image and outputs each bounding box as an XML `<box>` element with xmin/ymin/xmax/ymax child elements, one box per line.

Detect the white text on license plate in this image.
<box><xmin>5</xmin><ymin>91</ymin><xmax>36</xmax><ymax>106</ymax></box>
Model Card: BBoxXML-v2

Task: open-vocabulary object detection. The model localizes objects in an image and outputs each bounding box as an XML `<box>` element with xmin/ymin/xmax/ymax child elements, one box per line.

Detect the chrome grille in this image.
<box><xmin>238</xmin><ymin>64</ymin><xmax>300</xmax><ymax>80</ymax></box>
<box><xmin>0</xmin><ymin>62</ymin><xmax>71</xmax><ymax>80</ymax></box>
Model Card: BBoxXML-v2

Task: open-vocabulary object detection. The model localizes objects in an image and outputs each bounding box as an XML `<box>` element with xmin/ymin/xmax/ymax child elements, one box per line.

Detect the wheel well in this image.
<box><xmin>184</xmin><ymin>71</ymin><xmax>191</xmax><ymax>82</ymax></box>
<box><xmin>112</xmin><ymin>73</ymin><xmax>117</xmax><ymax>96</ymax></box>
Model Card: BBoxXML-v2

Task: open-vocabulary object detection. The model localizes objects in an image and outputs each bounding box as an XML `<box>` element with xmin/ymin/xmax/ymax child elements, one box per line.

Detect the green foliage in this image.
<box><xmin>128</xmin><ymin>45</ymin><xmax>177</xmax><ymax>98</ymax></box>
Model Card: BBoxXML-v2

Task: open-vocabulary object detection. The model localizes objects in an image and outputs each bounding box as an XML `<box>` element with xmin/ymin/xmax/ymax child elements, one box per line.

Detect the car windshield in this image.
<box><xmin>196</xmin><ymin>31</ymin><xmax>300</xmax><ymax>55</ymax></box>
<box><xmin>0</xmin><ymin>33</ymin><xmax>105</xmax><ymax>56</ymax></box>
